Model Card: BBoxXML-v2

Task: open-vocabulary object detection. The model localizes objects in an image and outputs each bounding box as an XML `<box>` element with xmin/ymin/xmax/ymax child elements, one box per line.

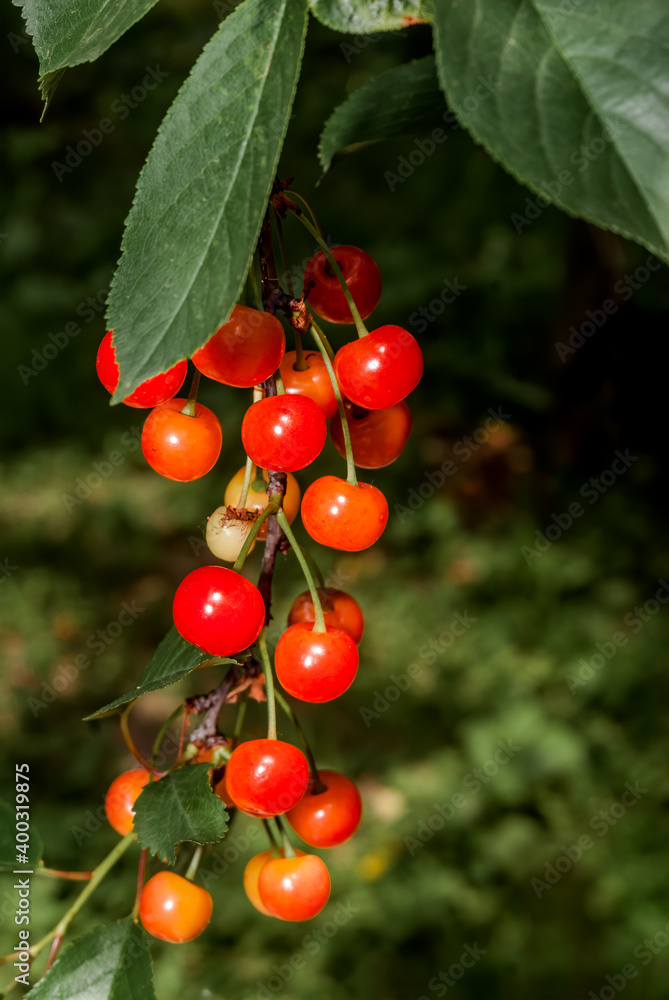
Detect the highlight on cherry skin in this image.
<box><xmin>301</xmin><ymin>476</ymin><xmax>389</xmax><ymax>552</ymax></box>
<box><xmin>257</xmin><ymin>852</ymin><xmax>331</xmax><ymax>921</ymax></box>
<box><xmin>104</xmin><ymin>767</ymin><xmax>151</xmax><ymax>836</ymax></box>
<box><xmin>303</xmin><ymin>245</ymin><xmax>382</xmax><ymax>325</ymax></box>
<box><xmin>139</xmin><ymin>871</ymin><xmax>213</xmax><ymax>943</ymax></box>
<box><xmin>288</xmin><ymin>588</ymin><xmax>365</xmax><ymax>645</ymax></box>
<box><xmin>96</xmin><ymin>330</ymin><xmax>187</xmax><ymax>408</ymax></box>
<box><xmin>243</xmin><ymin>848</ymin><xmax>304</xmax><ymax>917</ymax></box>
<box><xmin>287</xmin><ymin>769</ymin><xmax>363</xmax><ymax>848</ymax></box>
<box><xmin>141</xmin><ymin>398</ymin><xmax>223</xmax><ymax>482</ymax></box>
<box><xmin>274</xmin><ymin>622</ymin><xmax>359</xmax><ymax>703</ymax></box>
<box><xmin>241</xmin><ymin>393</ymin><xmax>327</xmax><ymax>473</ymax></box>
<box><xmin>333</xmin><ymin>324</ymin><xmax>423</xmax><ymax>410</ymax></box>
<box><xmin>192</xmin><ymin>304</ymin><xmax>285</xmax><ymax>388</ymax></box>
<box><xmin>279</xmin><ymin>349</ymin><xmax>338</xmax><ymax>419</ymax></box>
<box><xmin>331</xmin><ymin>398</ymin><xmax>412</xmax><ymax>470</ymax></box>
<box><xmin>172</xmin><ymin>565</ymin><xmax>266</xmax><ymax>657</ymax></box>
<box><xmin>224</xmin><ymin>738</ymin><xmax>310</xmax><ymax>818</ymax></box>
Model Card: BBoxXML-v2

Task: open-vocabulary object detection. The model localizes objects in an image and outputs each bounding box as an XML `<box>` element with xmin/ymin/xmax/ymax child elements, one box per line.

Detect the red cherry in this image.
<box><xmin>192</xmin><ymin>305</ymin><xmax>285</xmax><ymax>388</ymax></box>
<box><xmin>139</xmin><ymin>871</ymin><xmax>212</xmax><ymax>943</ymax></box>
<box><xmin>141</xmin><ymin>398</ymin><xmax>222</xmax><ymax>481</ymax></box>
<box><xmin>258</xmin><ymin>853</ymin><xmax>331</xmax><ymax>921</ymax></box>
<box><xmin>279</xmin><ymin>351</ymin><xmax>338</xmax><ymax>419</ymax></box>
<box><xmin>287</xmin><ymin>588</ymin><xmax>364</xmax><ymax>645</ymax></box>
<box><xmin>96</xmin><ymin>331</ymin><xmax>188</xmax><ymax>408</ymax></box>
<box><xmin>333</xmin><ymin>326</ymin><xmax>423</xmax><ymax>410</ymax></box>
<box><xmin>331</xmin><ymin>399</ymin><xmax>412</xmax><ymax>469</ymax></box>
<box><xmin>301</xmin><ymin>476</ymin><xmax>388</xmax><ymax>551</ymax></box>
<box><xmin>243</xmin><ymin>848</ymin><xmax>304</xmax><ymax>917</ymax></box>
<box><xmin>241</xmin><ymin>394</ymin><xmax>327</xmax><ymax>473</ymax></box>
<box><xmin>304</xmin><ymin>246</ymin><xmax>381</xmax><ymax>325</ymax></box>
<box><xmin>225</xmin><ymin>738</ymin><xmax>309</xmax><ymax>818</ymax></box>
<box><xmin>286</xmin><ymin>770</ymin><xmax>362</xmax><ymax>848</ymax></box>
<box><xmin>172</xmin><ymin>565</ymin><xmax>265</xmax><ymax>656</ymax></box>
<box><xmin>104</xmin><ymin>768</ymin><xmax>151</xmax><ymax>836</ymax></box>
<box><xmin>275</xmin><ymin>623</ymin><xmax>358</xmax><ymax>702</ymax></box>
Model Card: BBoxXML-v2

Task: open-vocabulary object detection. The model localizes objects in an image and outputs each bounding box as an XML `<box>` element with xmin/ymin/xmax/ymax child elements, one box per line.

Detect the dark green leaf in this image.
<box><xmin>24</xmin><ymin>919</ymin><xmax>156</xmax><ymax>1000</ymax></box>
<box><xmin>432</xmin><ymin>0</ymin><xmax>669</xmax><ymax>261</ymax></box>
<box><xmin>0</xmin><ymin>800</ymin><xmax>43</xmax><ymax>870</ymax></box>
<box><xmin>106</xmin><ymin>0</ymin><xmax>308</xmax><ymax>401</ymax></box>
<box><xmin>84</xmin><ymin>627</ymin><xmax>237</xmax><ymax>720</ymax></box>
<box><xmin>13</xmin><ymin>0</ymin><xmax>162</xmax><ymax>105</ymax></box>
<box><xmin>133</xmin><ymin>765</ymin><xmax>229</xmax><ymax>863</ymax></box>
<box><xmin>308</xmin><ymin>0</ymin><xmax>432</xmax><ymax>33</ymax></box>
<box><xmin>319</xmin><ymin>56</ymin><xmax>445</xmax><ymax>172</ymax></box>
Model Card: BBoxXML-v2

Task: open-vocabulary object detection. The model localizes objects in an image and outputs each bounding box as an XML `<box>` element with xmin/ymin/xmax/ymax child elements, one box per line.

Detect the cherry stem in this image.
<box><xmin>120</xmin><ymin>705</ymin><xmax>165</xmax><ymax>778</ymax></box>
<box><xmin>274</xmin><ymin>690</ymin><xmax>326</xmax><ymax>793</ymax></box>
<box><xmin>275</xmin><ymin>815</ymin><xmax>297</xmax><ymax>859</ymax></box>
<box><xmin>151</xmin><ymin>704</ymin><xmax>184</xmax><ymax>765</ymax></box>
<box><xmin>292</xmin><ymin>211</ymin><xmax>368</xmax><ymax>339</ymax></box>
<box><xmin>132</xmin><ymin>848</ymin><xmax>148</xmax><ymax>920</ymax></box>
<box><xmin>180</xmin><ymin>370</ymin><xmax>201</xmax><ymax>417</ymax></box>
<box><xmin>35</xmin><ymin>868</ymin><xmax>93</xmax><ymax>881</ymax></box>
<box><xmin>273</xmin><ymin>209</ymin><xmax>308</xmax><ymax>370</ymax></box>
<box><xmin>251</xmin><ymin>467</ymin><xmax>267</xmax><ymax>493</ymax></box>
<box><xmin>43</xmin><ymin>934</ymin><xmax>62</xmax><ymax>975</ymax></box>
<box><xmin>231</xmin><ymin>499</ymin><xmax>280</xmax><ymax>573</ymax></box>
<box><xmin>275</xmin><ymin>372</ymin><xmax>286</xmax><ymax>395</ymax></box>
<box><xmin>239</xmin><ymin>456</ymin><xmax>255</xmax><ymax>509</ymax></box>
<box><xmin>231</xmin><ymin>688</ymin><xmax>250</xmax><ymax>747</ymax></box>
<box><xmin>257</xmin><ymin>631</ymin><xmax>277</xmax><ymax>741</ymax></box>
<box><xmin>289</xmin><ymin>190</ymin><xmax>324</xmax><ymax>237</ymax></box>
<box><xmin>275</xmin><ymin>510</ymin><xmax>327</xmax><ymax>632</ymax></box>
<box><xmin>309</xmin><ymin>321</ymin><xmax>358</xmax><ymax>487</ymax></box>
<box><xmin>185</xmin><ymin>844</ymin><xmax>204</xmax><ymax>882</ymax></box>
<box><xmin>302</xmin><ymin>547</ymin><xmax>326</xmax><ymax>590</ymax></box>
<box><xmin>177</xmin><ymin>706</ymin><xmax>190</xmax><ymax>760</ymax></box>
<box><xmin>262</xmin><ymin>818</ymin><xmax>282</xmax><ymax>856</ymax></box>
<box><xmin>28</xmin><ymin>833</ymin><xmax>135</xmax><ymax>962</ymax></box>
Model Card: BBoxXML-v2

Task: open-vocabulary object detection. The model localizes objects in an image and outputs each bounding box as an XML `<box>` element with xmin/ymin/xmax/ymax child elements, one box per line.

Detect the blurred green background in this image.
<box><xmin>2</xmin><ymin>3</ymin><xmax>669</xmax><ymax>998</ymax></box>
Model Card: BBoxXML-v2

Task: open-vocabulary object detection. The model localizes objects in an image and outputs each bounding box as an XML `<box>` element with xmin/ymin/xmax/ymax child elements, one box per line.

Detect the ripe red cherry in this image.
<box><xmin>96</xmin><ymin>331</ymin><xmax>188</xmax><ymax>408</ymax></box>
<box><xmin>275</xmin><ymin>623</ymin><xmax>358</xmax><ymax>702</ymax></box>
<box><xmin>287</xmin><ymin>588</ymin><xmax>364</xmax><ymax>645</ymax></box>
<box><xmin>286</xmin><ymin>770</ymin><xmax>363</xmax><ymax>848</ymax></box>
<box><xmin>301</xmin><ymin>476</ymin><xmax>388</xmax><ymax>551</ymax></box>
<box><xmin>172</xmin><ymin>565</ymin><xmax>265</xmax><ymax>656</ymax></box>
<box><xmin>225</xmin><ymin>738</ymin><xmax>309</xmax><ymax>818</ymax></box>
<box><xmin>279</xmin><ymin>351</ymin><xmax>338</xmax><ymax>419</ymax></box>
<box><xmin>243</xmin><ymin>848</ymin><xmax>304</xmax><ymax>916</ymax></box>
<box><xmin>104</xmin><ymin>768</ymin><xmax>151</xmax><ymax>836</ymax></box>
<box><xmin>141</xmin><ymin>398</ymin><xmax>222</xmax><ymax>481</ymax></box>
<box><xmin>241</xmin><ymin>394</ymin><xmax>327</xmax><ymax>473</ymax></box>
<box><xmin>139</xmin><ymin>871</ymin><xmax>212</xmax><ymax>943</ymax></box>
<box><xmin>304</xmin><ymin>246</ymin><xmax>381</xmax><ymax>324</ymax></box>
<box><xmin>333</xmin><ymin>326</ymin><xmax>423</xmax><ymax>409</ymax></box>
<box><xmin>258</xmin><ymin>853</ymin><xmax>331</xmax><ymax>921</ymax></box>
<box><xmin>331</xmin><ymin>399</ymin><xmax>412</xmax><ymax>469</ymax></box>
<box><xmin>192</xmin><ymin>305</ymin><xmax>285</xmax><ymax>388</ymax></box>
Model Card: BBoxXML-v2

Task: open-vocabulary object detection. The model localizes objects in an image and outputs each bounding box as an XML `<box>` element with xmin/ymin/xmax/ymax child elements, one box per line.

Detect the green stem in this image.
<box><xmin>232</xmin><ymin>499</ymin><xmax>280</xmax><ymax>573</ymax></box>
<box><xmin>35</xmin><ymin>867</ymin><xmax>93</xmax><ymax>881</ymax></box>
<box><xmin>232</xmin><ymin>688</ymin><xmax>250</xmax><ymax>747</ymax></box>
<box><xmin>239</xmin><ymin>456</ymin><xmax>255</xmax><ymax>509</ymax></box>
<box><xmin>290</xmin><ymin>191</ymin><xmax>324</xmax><ymax>237</ymax></box>
<box><xmin>273</xmin><ymin>211</ymin><xmax>307</xmax><ymax>370</ymax></box>
<box><xmin>262</xmin><ymin>818</ymin><xmax>282</xmax><ymax>856</ymax></box>
<box><xmin>257</xmin><ymin>631</ymin><xmax>277</xmax><ymax>741</ymax></box>
<box><xmin>275</xmin><ymin>372</ymin><xmax>286</xmax><ymax>395</ymax></box>
<box><xmin>132</xmin><ymin>848</ymin><xmax>148</xmax><ymax>920</ymax></box>
<box><xmin>29</xmin><ymin>833</ymin><xmax>135</xmax><ymax>960</ymax></box>
<box><xmin>120</xmin><ymin>705</ymin><xmax>164</xmax><ymax>778</ymax></box>
<box><xmin>302</xmin><ymin>547</ymin><xmax>326</xmax><ymax>590</ymax></box>
<box><xmin>275</xmin><ymin>815</ymin><xmax>297</xmax><ymax>859</ymax></box>
<box><xmin>274</xmin><ymin>690</ymin><xmax>326</xmax><ymax>793</ymax></box>
<box><xmin>151</xmin><ymin>704</ymin><xmax>183</xmax><ymax>764</ymax></box>
<box><xmin>275</xmin><ymin>510</ymin><xmax>327</xmax><ymax>632</ymax></box>
<box><xmin>185</xmin><ymin>845</ymin><xmax>204</xmax><ymax>882</ymax></box>
<box><xmin>180</xmin><ymin>371</ymin><xmax>201</xmax><ymax>417</ymax></box>
<box><xmin>293</xmin><ymin>211</ymin><xmax>368</xmax><ymax>339</ymax></box>
<box><xmin>309</xmin><ymin>321</ymin><xmax>358</xmax><ymax>487</ymax></box>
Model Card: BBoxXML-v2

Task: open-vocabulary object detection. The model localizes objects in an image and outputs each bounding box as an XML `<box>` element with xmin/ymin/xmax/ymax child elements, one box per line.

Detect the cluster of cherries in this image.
<box><xmin>98</xmin><ymin>239</ymin><xmax>422</xmax><ymax>943</ymax></box>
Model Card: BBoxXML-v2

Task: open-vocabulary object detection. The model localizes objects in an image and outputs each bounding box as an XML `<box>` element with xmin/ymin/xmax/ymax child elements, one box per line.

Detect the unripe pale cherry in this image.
<box><xmin>206</xmin><ymin>508</ymin><xmax>256</xmax><ymax>562</ymax></box>
<box><xmin>224</xmin><ymin>466</ymin><xmax>301</xmax><ymax>541</ymax></box>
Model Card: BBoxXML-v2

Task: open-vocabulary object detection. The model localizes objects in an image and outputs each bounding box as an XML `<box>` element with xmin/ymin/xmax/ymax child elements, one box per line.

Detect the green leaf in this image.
<box><xmin>133</xmin><ymin>765</ymin><xmax>229</xmax><ymax>863</ymax></box>
<box><xmin>0</xmin><ymin>800</ymin><xmax>43</xmax><ymax>870</ymax></box>
<box><xmin>432</xmin><ymin>0</ymin><xmax>669</xmax><ymax>262</ymax></box>
<box><xmin>319</xmin><ymin>56</ymin><xmax>445</xmax><ymax>172</ymax></box>
<box><xmin>13</xmin><ymin>0</ymin><xmax>162</xmax><ymax>106</ymax></box>
<box><xmin>308</xmin><ymin>0</ymin><xmax>432</xmax><ymax>33</ymax></box>
<box><xmin>84</xmin><ymin>627</ymin><xmax>237</xmax><ymax>720</ymax></box>
<box><xmin>24</xmin><ymin>919</ymin><xmax>156</xmax><ymax>1000</ymax></box>
<box><xmin>106</xmin><ymin>0</ymin><xmax>308</xmax><ymax>401</ymax></box>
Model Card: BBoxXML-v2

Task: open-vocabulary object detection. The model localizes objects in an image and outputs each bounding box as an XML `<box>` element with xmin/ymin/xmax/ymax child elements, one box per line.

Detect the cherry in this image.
<box><xmin>333</xmin><ymin>326</ymin><xmax>423</xmax><ymax>410</ymax></box>
<box><xmin>331</xmin><ymin>399</ymin><xmax>412</xmax><ymax>469</ymax></box>
<box><xmin>224</xmin><ymin>466</ymin><xmax>301</xmax><ymax>541</ymax></box>
<box><xmin>241</xmin><ymin>394</ymin><xmax>327</xmax><ymax>473</ymax></box>
<box><xmin>141</xmin><ymin>398</ymin><xmax>222</xmax><ymax>481</ymax></box>
<box><xmin>104</xmin><ymin>768</ymin><xmax>151</xmax><ymax>836</ymax></box>
<box><xmin>258</xmin><ymin>853</ymin><xmax>331</xmax><ymax>921</ymax></box>
<box><xmin>243</xmin><ymin>848</ymin><xmax>304</xmax><ymax>917</ymax></box>
<box><xmin>172</xmin><ymin>565</ymin><xmax>265</xmax><ymax>656</ymax></box>
<box><xmin>274</xmin><ymin>622</ymin><xmax>358</xmax><ymax>702</ymax></box>
<box><xmin>213</xmin><ymin>770</ymin><xmax>235</xmax><ymax>809</ymax></box>
<box><xmin>301</xmin><ymin>476</ymin><xmax>388</xmax><ymax>551</ymax></box>
<box><xmin>304</xmin><ymin>246</ymin><xmax>381</xmax><ymax>325</ymax></box>
<box><xmin>287</xmin><ymin>588</ymin><xmax>365</xmax><ymax>645</ymax></box>
<box><xmin>225</xmin><ymin>738</ymin><xmax>309</xmax><ymax>818</ymax></box>
<box><xmin>279</xmin><ymin>350</ymin><xmax>338</xmax><ymax>419</ymax></box>
<box><xmin>96</xmin><ymin>331</ymin><xmax>187</xmax><ymax>408</ymax></box>
<box><xmin>192</xmin><ymin>305</ymin><xmax>285</xmax><ymax>388</ymax></box>
<box><xmin>139</xmin><ymin>871</ymin><xmax>212</xmax><ymax>943</ymax></box>
<box><xmin>286</xmin><ymin>770</ymin><xmax>362</xmax><ymax>848</ymax></box>
<box><xmin>206</xmin><ymin>509</ymin><xmax>256</xmax><ymax>562</ymax></box>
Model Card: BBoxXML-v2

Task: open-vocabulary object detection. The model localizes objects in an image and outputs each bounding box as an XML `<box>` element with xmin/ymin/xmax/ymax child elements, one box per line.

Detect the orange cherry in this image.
<box><xmin>139</xmin><ymin>871</ymin><xmax>212</xmax><ymax>943</ymax></box>
<box><xmin>104</xmin><ymin>768</ymin><xmax>151</xmax><ymax>836</ymax></box>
